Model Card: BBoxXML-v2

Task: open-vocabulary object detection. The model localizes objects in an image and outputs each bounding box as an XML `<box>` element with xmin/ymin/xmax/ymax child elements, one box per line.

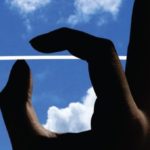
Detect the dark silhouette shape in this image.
<box><xmin>0</xmin><ymin>0</ymin><xmax>150</xmax><ymax>149</ymax></box>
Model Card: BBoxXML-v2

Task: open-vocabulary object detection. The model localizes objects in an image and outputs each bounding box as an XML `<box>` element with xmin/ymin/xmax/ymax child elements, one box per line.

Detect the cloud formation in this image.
<box><xmin>43</xmin><ymin>87</ymin><xmax>97</xmax><ymax>133</ymax></box>
<box><xmin>6</xmin><ymin>0</ymin><xmax>51</xmax><ymax>31</ymax></box>
<box><xmin>6</xmin><ymin>0</ymin><xmax>51</xmax><ymax>14</ymax></box>
<box><xmin>68</xmin><ymin>0</ymin><xmax>123</xmax><ymax>25</ymax></box>
<box><xmin>5</xmin><ymin>0</ymin><xmax>123</xmax><ymax>30</ymax></box>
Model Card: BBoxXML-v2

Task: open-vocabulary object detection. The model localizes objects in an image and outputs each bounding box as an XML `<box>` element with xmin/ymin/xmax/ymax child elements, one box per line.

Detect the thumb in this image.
<box><xmin>0</xmin><ymin>60</ymin><xmax>32</xmax><ymax>104</ymax></box>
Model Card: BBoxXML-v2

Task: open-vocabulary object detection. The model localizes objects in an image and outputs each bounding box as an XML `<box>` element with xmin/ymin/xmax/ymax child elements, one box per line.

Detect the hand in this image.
<box><xmin>0</xmin><ymin>27</ymin><xmax>149</xmax><ymax>150</ymax></box>
<box><xmin>1</xmin><ymin>1</ymin><xmax>150</xmax><ymax>145</ymax></box>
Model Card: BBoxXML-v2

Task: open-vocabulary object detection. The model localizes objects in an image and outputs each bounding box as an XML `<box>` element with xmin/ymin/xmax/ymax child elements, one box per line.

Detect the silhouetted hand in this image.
<box><xmin>1</xmin><ymin>0</ymin><xmax>150</xmax><ymax>149</ymax></box>
<box><xmin>30</xmin><ymin>27</ymin><xmax>112</xmax><ymax>61</ymax></box>
<box><xmin>0</xmin><ymin>27</ymin><xmax>149</xmax><ymax>150</ymax></box>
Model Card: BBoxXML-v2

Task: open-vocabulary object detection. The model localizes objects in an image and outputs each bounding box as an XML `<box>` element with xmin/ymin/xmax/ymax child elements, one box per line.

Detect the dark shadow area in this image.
<box><xmin>0</xmin><ymin>0</ymin><xmax>150</xmax><ymax>149</ymax></box>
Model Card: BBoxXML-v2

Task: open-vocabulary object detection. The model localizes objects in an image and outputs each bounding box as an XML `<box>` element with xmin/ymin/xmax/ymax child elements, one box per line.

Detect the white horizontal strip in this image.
<box><xmin>0</xmin><ymin>55</ymin><xmax>127</xmax><ymax>60</ymax></box>
<box><xmin>119</xmin><ymin>56</ymin><xmax>127</xmax><ymax>60</ymax></box>
<box><xmin>0</xmin><ymin>55</ymin><xmax>78</xmax><ymax>60</ymax></box>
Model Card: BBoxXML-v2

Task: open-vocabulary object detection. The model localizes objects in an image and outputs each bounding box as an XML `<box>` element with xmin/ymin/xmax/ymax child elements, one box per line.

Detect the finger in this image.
<box><xmin>125</xmin><ymin>0</ymin><xmax>150</xmax><ymax>112</ymax></box>
<box><xmin>89</xmin><ymin>52</ymin><xmax>148</xmax><ymax>149</ymax></box>
<box><xmin>0</xmin><ymin>60</ymin><xmax>33</xmax><ymax>148</ymax></box>
<box><xmin>30</xmin><ymin>27</ymin><xmax>110</xmax><ymax>61</ymax></box>
<box><xmin>30</xmin><ymin>28</ymin><xmax>68</xmax><ymax>53</ymax></box>
<box><xmin>0</xmin><ymin>61</ymin><xmax>57</xmax><ymax>149</ymax></box>
<box><xmin>1</xmin><ymin>60</ymin><xmax>32</xmax><ymax>103</ymax></box>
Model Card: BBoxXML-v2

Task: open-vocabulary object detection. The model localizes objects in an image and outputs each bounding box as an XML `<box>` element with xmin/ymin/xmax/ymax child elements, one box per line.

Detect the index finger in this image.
<box><xmin>30</xmin><ymin>27</ymin><xmax>110</xmax><ymax>61</ymax></box>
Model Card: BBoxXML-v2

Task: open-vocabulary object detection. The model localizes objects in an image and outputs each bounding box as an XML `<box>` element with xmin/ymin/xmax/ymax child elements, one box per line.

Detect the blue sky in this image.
<box><xmin>0</xmin><ymin>0</ymin><xmax>134</xmax><ymax>149</ymax></box>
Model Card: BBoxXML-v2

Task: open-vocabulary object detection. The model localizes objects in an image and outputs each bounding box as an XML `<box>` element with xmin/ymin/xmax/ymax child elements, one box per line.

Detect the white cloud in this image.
<box><xmin>68</xmin><ymin>0</ymin><xmax>123</xmax><ymax>25</ymax></box>
<box><xmin>43</xmin><ymin>87</ymin><xmax>97</xmax><ymax>133</ymax></box>
<box><xmin>6</xmin><ymin>0</ymin><xmax>51</xmax><ymax>14</ymax></box>
<box><xmin>6</xmin><ymin>0</ymin><xmax>51</xmax><ymax>31</ymax></box>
